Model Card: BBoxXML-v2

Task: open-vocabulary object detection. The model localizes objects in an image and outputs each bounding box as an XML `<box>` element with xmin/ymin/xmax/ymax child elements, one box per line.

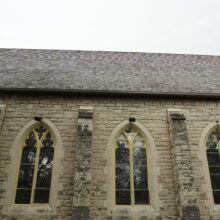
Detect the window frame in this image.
<box><xmin>205</xmin><ymin>126</ymin><xmax>220</xmax><ymax>205</ymax></box>
<box><xmin>114</xmin><ymin>125</ymin><xmax>150</xmax><ymax>206</ymax></box>
<box><xmin>14</xmin><ymin>125</ymin><xmax>54</xmax><ymax>205</ymax></box>
<box><xmin>103</xmin><ymin>119</ymin><xmax>159</xmax><ymax>218</ymax></box>
<box><xmin>106</xmin><ymin>120</ymin><xmax>159</xmax><ymax>218</ymax></box>
<box><xmin>199</xmin><ymin>122</ymin><xmax>220</xmax><ymax>211</ymax></box>
<box><xmin>2</xmin><ymin>118</ymin><xmax>63</xmax><ymax>216</ymax></box>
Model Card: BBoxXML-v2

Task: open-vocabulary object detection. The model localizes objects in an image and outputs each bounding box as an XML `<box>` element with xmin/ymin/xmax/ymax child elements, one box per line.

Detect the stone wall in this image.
<box><xmin>0</xmin><ymin>94</ymin><xmax>219</xmax><ymax>220</ymax></box>
<box><xmin>168</xmin><ymin>109</ymin><xmax>200</xmax><ymax>220</ymax></box>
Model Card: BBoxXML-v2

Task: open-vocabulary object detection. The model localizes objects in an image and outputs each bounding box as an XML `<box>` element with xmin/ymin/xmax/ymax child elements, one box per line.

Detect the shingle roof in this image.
<box><xmin>0</xmin><ymin>48</ymin><xmax>220</xmax><ymax>98</ymax></box>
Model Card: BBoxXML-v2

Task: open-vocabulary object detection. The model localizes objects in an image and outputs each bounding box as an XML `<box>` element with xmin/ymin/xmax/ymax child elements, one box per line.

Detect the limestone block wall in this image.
<box><xmin>168</xmin><ymin>110</ymin><xmax>200</xmax><ymax>220</ymax></box>
<box><xmin>0</xmin><ymin>94</ymin><xmax>219</xmax><ymax>220</ymax></box>
<box><xmin>0</xmin><ymin>103</ymin><xmax>6</xmax><ymax>216</ymax></box>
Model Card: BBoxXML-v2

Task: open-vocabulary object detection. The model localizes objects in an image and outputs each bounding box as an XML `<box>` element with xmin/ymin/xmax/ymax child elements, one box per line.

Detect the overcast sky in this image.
<box><xmin>1</xmin><ymin>0</ymin><xmax>220</xmax><ymax>55</ymax></box>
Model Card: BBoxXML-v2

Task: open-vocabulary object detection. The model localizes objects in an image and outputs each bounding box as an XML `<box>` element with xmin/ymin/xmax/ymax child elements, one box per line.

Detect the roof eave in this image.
<box><xmin>0</xmin><ymin>88</ymin><xmax>219</xmax><ymax>99</ymax></box>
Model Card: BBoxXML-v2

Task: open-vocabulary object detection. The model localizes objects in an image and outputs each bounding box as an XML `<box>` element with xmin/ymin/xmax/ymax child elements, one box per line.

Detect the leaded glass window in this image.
<box><xmin>206</xmin><ymin>128</ymin><xmax>220</xmax><ymax>204</ymax></box>
<box><xmin>115</xmin><ymin>127</ymin><xmax>149</xmax><ymax>205</ymax></box>
<box><xmin>15</xmin><ymin>126</ymin><xmax>54</xmax><ymax>204</ymax></box>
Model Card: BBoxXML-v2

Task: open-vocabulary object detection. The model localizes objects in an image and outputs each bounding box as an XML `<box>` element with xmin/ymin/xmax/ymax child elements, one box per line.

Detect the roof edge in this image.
<box><xmin>0</xmin><ymin>88</ymin><xmax>219</xmax><ymax>100</ymax></box>
<box><xmin>1</xmin><ymin>48</ymin><xmax>220</xmax><ymax>57</ymax></box>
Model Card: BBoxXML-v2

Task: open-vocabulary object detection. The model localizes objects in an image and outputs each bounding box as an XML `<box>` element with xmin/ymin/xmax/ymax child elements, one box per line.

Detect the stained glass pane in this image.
<box><xmin>207</xmin><ymin>136</ymin><xmax>217</xmax><ymax>149</ymax></box>
<box><xmin>209</xmin><ymin>167</ymin><xmax>220</xmax><ymax>174</ymax></box>
<box><xmin>133</xmin><ymin>133</ymin><xmax>149</xmax><ymax>204</ymax></box>
<box><xmin>35</xmin><ymin>127</ymin><xmax>47</xmax><ymax>139</ymax></box>
<box><xmin>135</xmin><ymin>135</ymin><xmax>142</xmax><ymax>141</ymax></box>
<box><xmin>116</xmin><ymin>166</ymin><xmax>130</xmax><ymax>189</ymax></box>
<box><xmin>116</xmin><ymin>190</ymin><xmax>131</xmax><ymax>205</ymax></box>
<box><xmin>133</xmin><ymin>148</ymin><xmax>147</xmax><ymax>167</ymax></box>
<box><xmin>15</xmin><ymin>189</ymin><xmax>31</xmax><ymax>204</ymax></box>
<box><xmin>25</xmin><ymin>132</ymin><xmax>37</xmax><ymax>148</ymax></box>
<box><xmin>134</xmin><ymin>190</ymin><xmax>149</xmax><ymax>204</ymax></box>
<box><xmin>206</xmin><ymin>130</ymin><xmax>220</xmax><ymax>204</ymax></box>
<box><xmin>134</xmin><ymin>167</ymin><xmax>148</xmax><ymax>189</ymax></box>
<box><xmin>213</xmin><ymin>191</ymin><xmax>220</xmax><ymax>204</ymax></box>
<box><xmin>134</xmin><ymin>140</ymin><xmax>144</xmax><ymax>148</ymax></box>
<box><xmin>125</xmin><ymin>128</ymin><xmax>136</xmax><ymax>141</ymax></box>
<box><xmin>21</xmin><ymin>147</ymin><xmax>36</xmax><ymax>164</ymax></box>
<box><xmin>15</xmin><ymin>126</ymin><xmax>55</xmax><ymax>205</ymax></box>
<box><xmin>36</xmin><ymin>165</ymin><xmax>53</xmax><ymax>188</ymax></box>
<box><xmin>207</xmin><ymin>151</ymin><xmax>220</xmax><ymax>166</ymax></box>
<box><xmin>17</xmin><ymin>165</ymin><xmax>34</xmax><ymax>188</ymax></box>
<box><xmin>34</xmin><ymin>189</ymin><xmax>50</xmax><ymax>203</ymax></box>
<box><xmin>115</xmin><ymin>128</ymin><xmax>149</xmax><ymax>205</ymax></box>
<box><xmin>134</xmin><ymin>135</ymin><xmax>144</xmax><ymax>148</ymax></box>
<box><xmin>116</xmin><ymin>147</ymin><xmax>129</xmax><ymax>165</ymax></box>
<box><xmin>117</xmin><ymin>140</ymin><xmax>128</xmax><ymax>149</ymax></box>
<box><xmin>42</xmin><ymin>133</ymin><xmax>53</xmax><ymax>148</ymax></box>
<box><xmin>212</xmin><ymin>131</ymin><xmax>220</xmax><ymax>141</ymax></box>
<box><xmin>210</xmin><ymin>175</ymin><xmax>220</xmax><ymax>189</ymax></box>
<box><xmin>36</xmin><ymin>136</ymin><xmax>54</xmax><ymax>188</ymax></box>
<box><xmin>39</xmin><ymin>147</ymin><xmax>54</xmax><ymax>165</ymax></box>
<box><xmin>118</xmin><ymin>135</ymin><xmax>126</xmax><ymax>141</ymax></box>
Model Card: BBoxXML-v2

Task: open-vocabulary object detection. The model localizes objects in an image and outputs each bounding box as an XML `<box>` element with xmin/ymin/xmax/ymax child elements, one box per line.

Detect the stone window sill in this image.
<box><xmin>4</xmin><ymin>205</ymin><xmax>54</xmax><ymax>216</ymax></box>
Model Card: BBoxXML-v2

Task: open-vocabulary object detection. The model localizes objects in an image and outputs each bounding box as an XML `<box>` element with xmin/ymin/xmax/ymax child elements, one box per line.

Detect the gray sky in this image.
<box><xmin>1</xmin><ymin>0</ymin><xmax>220</xmax><ymax>55</ymax></box>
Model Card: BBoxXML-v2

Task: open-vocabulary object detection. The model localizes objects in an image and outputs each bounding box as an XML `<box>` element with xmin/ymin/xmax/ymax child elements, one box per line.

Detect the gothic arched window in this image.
<box><xmin>15</xmin><ymin>125</ymin><xmax>54</xmax><ymax>204</ymax></box>
<box><xmin>206</xmin><ymin>128</ymin><xmax>220</xmax><ymax>204</ymax></box>
<box><xmin>115</xmin><ymin>126</ymin><xmax>149</xmax><ymax>205</ymax></box>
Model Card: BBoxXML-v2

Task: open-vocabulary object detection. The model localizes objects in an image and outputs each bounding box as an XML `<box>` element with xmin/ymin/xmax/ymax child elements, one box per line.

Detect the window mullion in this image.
<box><xmin>129</xmin><ymin>140</ymin><xmax>135</xmax><ymax>205</ymax></box>
<box><xmin>145</xmin><ymin>144</ymin><xmax>149</xmax><ymax>197</ymax></box>
<box><xmin>30</xmin><ymin>131</ymin><xmax>40</xmax><ymax>204</ymax></box>
<box><xmin>114</xmin><ymin>143</ymin><xmax>117</xmax><ymax>205</ymax></box>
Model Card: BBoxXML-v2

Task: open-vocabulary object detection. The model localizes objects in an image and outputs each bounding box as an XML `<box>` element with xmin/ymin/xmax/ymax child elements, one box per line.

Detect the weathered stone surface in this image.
<box><xmin>0</xmin><ymin>95</ymin><xmax>219</xmax><ymax>219</ymax></box>
<box><xmin>0</xmin><ymin>104</ymin><xmax>6</xmax><ymax>132</ymax></box>
<box><xmin>182</xmin><ymin>206</ymin><xmax>200</xmax><ymax>219</ymax></box>
<box><xmin>72</xmin><ymin>107</ymin><xmax>93</xmax><ymax>219</ymax></box>
<box><xmin>168</xmin><ymin>110</ymin><xmax>200</xmax><ymax>220</ymax></box>
<box><xmin>72</xmin><ymin>206</ymin><xmax>90</xmax><ymax>220</ymax></box>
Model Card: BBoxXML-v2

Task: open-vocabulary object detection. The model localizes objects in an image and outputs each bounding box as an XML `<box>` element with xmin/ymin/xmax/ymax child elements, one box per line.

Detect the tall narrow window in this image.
<box><xmin>206</xmin><ymin>128</ymin><xmax>220</xmax><ymax>204</ymax></box>
<box><xmin>115</xmin><ymin>126</ymin><xmax>149</xmax><ymax>205</ymax></box>
<box><xmin>15</xmin><ymin>125</ymin><xmax>54</xmax><ymax>204</ymax></box>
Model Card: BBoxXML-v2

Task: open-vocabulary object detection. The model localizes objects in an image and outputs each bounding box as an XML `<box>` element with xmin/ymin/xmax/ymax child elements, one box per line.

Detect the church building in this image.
<box><xmin>0</xmin><ymin>48</ymin><xmax>220</xmax><ymax>220</ymax></box>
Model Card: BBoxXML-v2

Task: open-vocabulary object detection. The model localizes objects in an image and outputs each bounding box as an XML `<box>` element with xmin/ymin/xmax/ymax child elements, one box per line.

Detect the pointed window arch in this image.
<box><xmin>115</xmin><ymin>125</ymin><xmax>149</xmax><ymax>205</ymax></box>
<box><xmin>206</xmin><ymin>127</ymin><xmax>220</xmax><ymax>204</ymax></box>
<box><xmin>15</xmin><ymin>125</ymin><xmax>54</xmax><ymax>204</ymax></box>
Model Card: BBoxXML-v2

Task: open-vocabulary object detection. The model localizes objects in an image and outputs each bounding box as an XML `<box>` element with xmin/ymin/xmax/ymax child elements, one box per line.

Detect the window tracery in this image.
<box><xmin>15</xmin><ymin>125</ymin><xmax>54</xmax><ymax>204</ymax></box>
<box><xmin>115</xmin><ymin>126</ymin><xmax>149</xmax><ymax>205</ymax></box>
